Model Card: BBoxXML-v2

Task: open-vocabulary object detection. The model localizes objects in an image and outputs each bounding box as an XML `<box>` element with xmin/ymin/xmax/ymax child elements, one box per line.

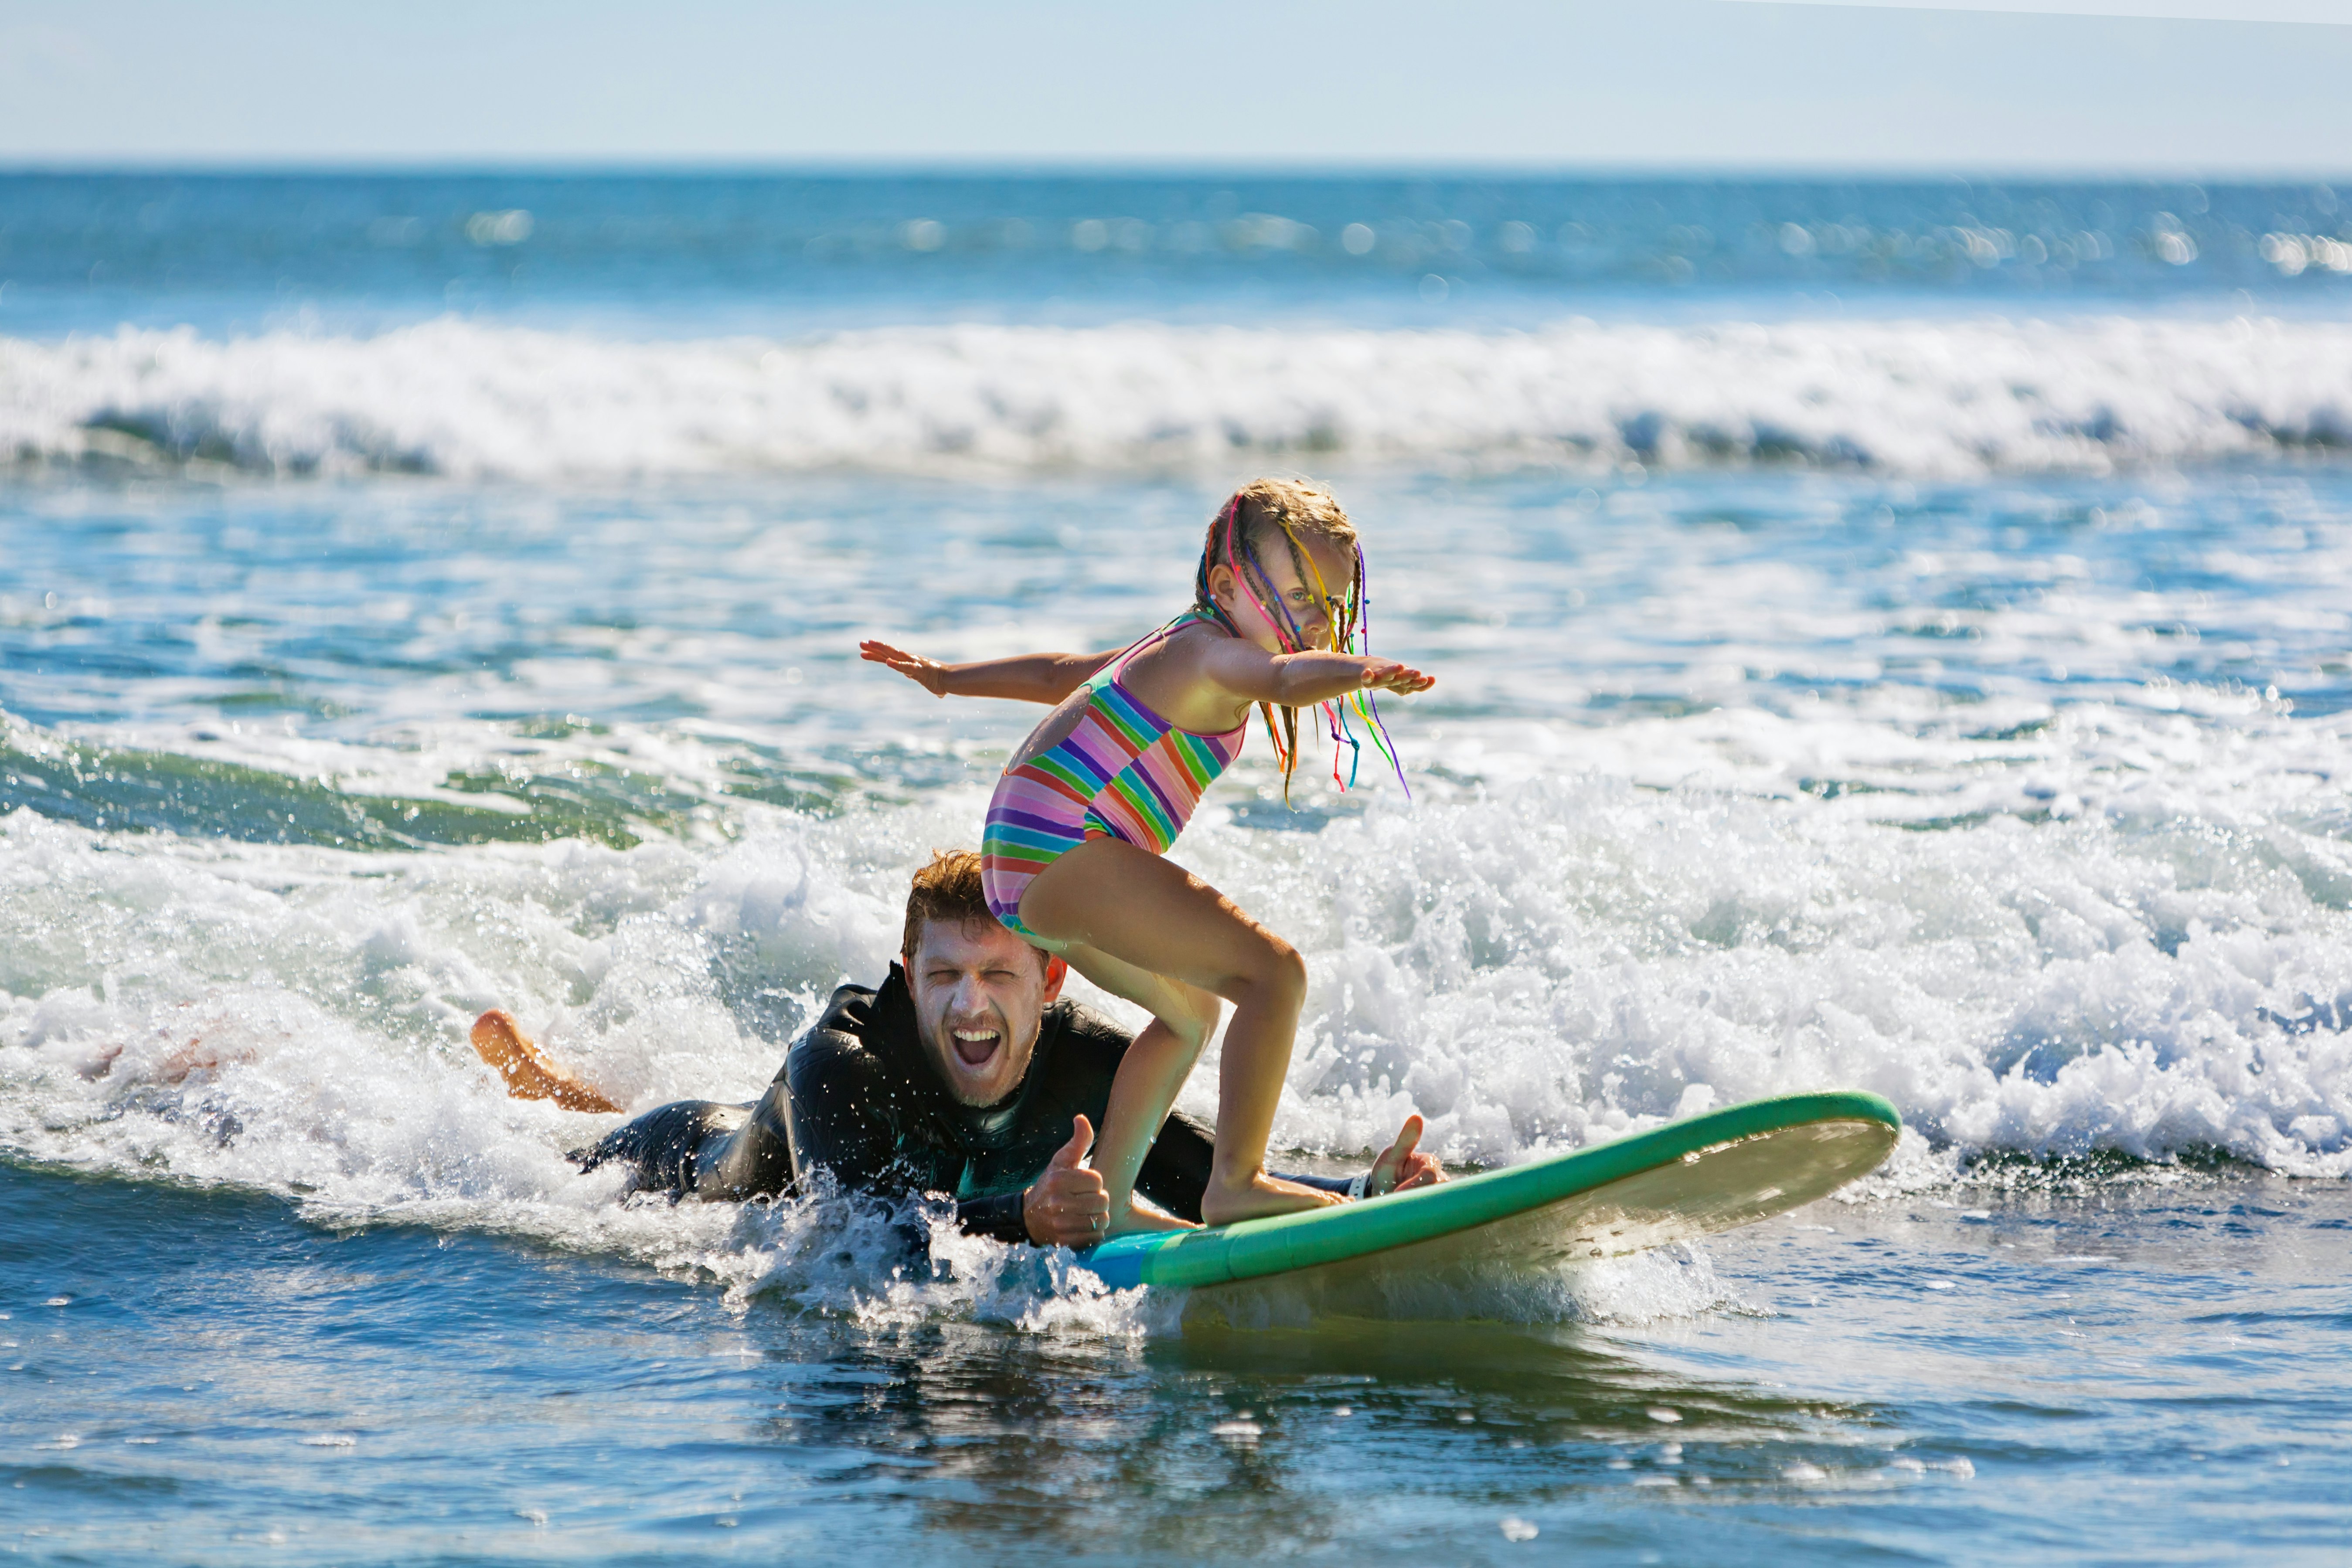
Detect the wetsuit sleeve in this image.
<box><xmin>780</xmin><ymin>1027</ymin><xmax>909</xmax><ymax>1193</ymax></box>
<box><xmin>954</xmin><ymin>1191</ymin><xmax>1031</xmax><ymax>1243</ymax></box>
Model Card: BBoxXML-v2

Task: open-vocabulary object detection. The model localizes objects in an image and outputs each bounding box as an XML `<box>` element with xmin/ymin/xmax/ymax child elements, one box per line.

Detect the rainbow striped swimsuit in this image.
<box><xmin>982</xmin><ymin>614</ymin><xmax>1246</xmax><ymax>941</ymax></box>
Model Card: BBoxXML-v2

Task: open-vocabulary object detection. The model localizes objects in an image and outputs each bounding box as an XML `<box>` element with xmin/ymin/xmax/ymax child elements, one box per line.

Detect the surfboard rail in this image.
<box><xmin>1075</xmin><ymin>1089</ymin><xmax>1900</xmax><ymax>1291</ymax></box>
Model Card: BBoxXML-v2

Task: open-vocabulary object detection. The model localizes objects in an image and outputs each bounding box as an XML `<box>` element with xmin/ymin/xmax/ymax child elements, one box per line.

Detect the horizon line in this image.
<box><xmin>3</xmin><ymin>157</ymin><xmax>2348</xmax><ymax>185</ymax></box>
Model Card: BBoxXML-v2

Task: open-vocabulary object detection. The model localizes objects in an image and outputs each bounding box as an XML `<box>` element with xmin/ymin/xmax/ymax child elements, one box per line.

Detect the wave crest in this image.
<box><xmin>5</xmin><ymin>315</ymin><xmax>2348</xmax><ymax>480</ymax></box>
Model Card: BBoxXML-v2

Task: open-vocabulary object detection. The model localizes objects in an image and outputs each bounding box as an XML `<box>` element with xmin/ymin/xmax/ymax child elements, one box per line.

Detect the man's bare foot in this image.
<box><xmin>469</xmin><ymin>1010</ymin><xmax>622</xmax><ymax>1113</ymax></box>
<box><xmin>155</xmin><ymin>1035</ymin><xmax>258</xmax><ymax>1085</ymax></box>
<box><xmin>1199</xmin><ymin>1170</ymin><xmax>1345</xmax><ymax>1228</ymax></box>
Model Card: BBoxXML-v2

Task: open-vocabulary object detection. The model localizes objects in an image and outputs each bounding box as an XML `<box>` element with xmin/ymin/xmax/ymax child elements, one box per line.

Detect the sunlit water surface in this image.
<box><xmin>6</xmin><ymin>1166</ymin><xmax>2347</xmax><ymax>1564</ymax></box>
<box><xmin>5</xmin><ymin>173</ymin><xmax>2352</xmax><ymax>1561</ymax></box>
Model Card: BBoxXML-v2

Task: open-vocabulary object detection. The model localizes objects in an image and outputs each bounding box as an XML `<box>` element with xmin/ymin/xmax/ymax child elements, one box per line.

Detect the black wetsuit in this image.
<box><xmin>573</xmin><ymin>963</ymin><xmax>1349</xmax><ymax>1242</ymax></box>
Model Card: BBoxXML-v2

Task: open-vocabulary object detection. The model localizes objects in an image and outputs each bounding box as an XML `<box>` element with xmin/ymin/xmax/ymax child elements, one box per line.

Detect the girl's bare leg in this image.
<box><xmin>1019</xmin><ymin>838</ymin><xmax>1342</xmax><ymax>1228</ymax></box>
<box><xmin>1042</xmin><ymin>940</ymin><xmax>1219</xmax><ymax>1235</ymax></box>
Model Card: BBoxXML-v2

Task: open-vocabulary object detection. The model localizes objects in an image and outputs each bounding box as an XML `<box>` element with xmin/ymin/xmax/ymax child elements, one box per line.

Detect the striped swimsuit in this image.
<box><xmin>981</xmin><ymin>613</ymin><xmax>1246</xmax><ymax>942</ymax></box>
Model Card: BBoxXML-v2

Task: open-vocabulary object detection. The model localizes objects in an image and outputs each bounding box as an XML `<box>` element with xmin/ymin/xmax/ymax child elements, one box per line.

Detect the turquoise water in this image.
<box><xmin>9</xmin><ymin>1165</ymin><xmax>2347</xmax><ymax>1562</ymax></box>
<box><xmin>4</xmin><ymin>173</ymin><xmax>2352</xmax><ymax>1561</ymax></box>
<box><xmin>7</xmin><ymin>170</ymin><xmax>2345</xmax><ymax>341</ymax></box>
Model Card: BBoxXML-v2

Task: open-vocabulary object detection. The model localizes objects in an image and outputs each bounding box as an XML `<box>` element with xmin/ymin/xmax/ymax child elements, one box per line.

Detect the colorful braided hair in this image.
<box><xmin>1192</xmin><ymin>479</ymin><xmax>1410</xmax><ymax>805</ymax></box>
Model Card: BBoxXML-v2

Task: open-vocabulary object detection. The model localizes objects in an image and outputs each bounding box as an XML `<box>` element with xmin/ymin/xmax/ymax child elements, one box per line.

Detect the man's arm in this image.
<box><xmin>781</xmin><ymin>1028</ymin><xmax>921</xmax><ymax>1192</ymax></box>
<box><xmin>1004</xmin><ymin>1112</ymin><xmax>1194</xmax><ymax>1246</ymax></box>
<box><xmin>859</xmin><ymin>641</ymin><xmax>1121</xmax><ymax>705</ymax></box>
<box><xmin>779</xmin><ymin>1026</ymin><xmax>1050</xmax><ymax>1242</ymax></box>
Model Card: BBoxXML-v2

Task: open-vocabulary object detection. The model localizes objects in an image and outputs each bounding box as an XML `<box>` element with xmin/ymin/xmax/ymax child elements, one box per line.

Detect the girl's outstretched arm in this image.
<box><xmin>1192</xmin><ymin>637</ymin><xmax>1436</xmax><ymax>710</ymax></box>
<box><xmin>858</xmin><ymin>640</ymin><xmax>1121</xmax><ymax>704</ymax></box>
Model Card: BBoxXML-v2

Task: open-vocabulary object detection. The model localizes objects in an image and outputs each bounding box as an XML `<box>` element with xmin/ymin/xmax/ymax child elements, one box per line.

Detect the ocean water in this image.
<box><xmin>4</xmin><ymin>172</ymin><xmax>2352</xmax><ymax>1563</ymax></box>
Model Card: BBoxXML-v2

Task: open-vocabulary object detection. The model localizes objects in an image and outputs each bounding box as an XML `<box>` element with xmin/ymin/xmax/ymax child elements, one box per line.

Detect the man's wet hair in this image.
<box><xmin>902</xmin><ymin>849</ymin><xmax>1047</xmax><ymax>968</ymax></box>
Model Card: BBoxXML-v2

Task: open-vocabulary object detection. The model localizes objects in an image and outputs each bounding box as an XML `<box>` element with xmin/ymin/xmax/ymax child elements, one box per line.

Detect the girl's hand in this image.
<box><xmin>1362</xmin><ymin>660</ymin><xmax>1436</xmax><ymax>695</ymax></box>
<box><xmin>859</xmin><ymin>640</ymin><xmax>950</xmax><ymax>697</ymax></box>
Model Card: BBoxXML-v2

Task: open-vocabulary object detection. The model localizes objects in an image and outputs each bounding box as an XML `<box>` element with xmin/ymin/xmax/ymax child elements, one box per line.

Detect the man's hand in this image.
<box><xmin>859</xmin><ymin>639</ymin><xmax>952</xmax><ymax>697</ymax></box>
<box><xmin>1023</xmin><ymin>1115</ymin><xmax>1112</xmax><ymax>1246</ymax></box>
<box><xmin>1365</xmin><ymin>1113</ymin><xmax>1445</xmax><ymax>1197</ymax></box>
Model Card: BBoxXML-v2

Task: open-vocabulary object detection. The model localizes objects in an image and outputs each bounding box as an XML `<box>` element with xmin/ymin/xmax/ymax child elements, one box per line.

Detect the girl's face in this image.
<box><xmin>1212</xmin><ymin>531</ymin><xmax>1355</xmax><ymax>654</ymax></box>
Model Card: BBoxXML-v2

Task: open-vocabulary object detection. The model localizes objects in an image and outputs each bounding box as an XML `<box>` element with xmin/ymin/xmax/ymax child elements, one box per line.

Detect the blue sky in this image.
<box><xmin>2</xmin><ymin>0</ymin><xmax>2348</xmax><ymax>172</ymax></box>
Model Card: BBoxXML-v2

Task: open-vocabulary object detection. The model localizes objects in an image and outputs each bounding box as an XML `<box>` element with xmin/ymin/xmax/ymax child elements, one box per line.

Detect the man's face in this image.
<box><xmin>905</xmin><ymin>918</ymin><xmax>1066</xmax><ymax>1107</ymax></box>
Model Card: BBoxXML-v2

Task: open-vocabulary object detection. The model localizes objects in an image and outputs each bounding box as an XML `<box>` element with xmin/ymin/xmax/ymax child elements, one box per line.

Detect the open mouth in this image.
<box><xmin>950</xmin><ymin>1027</ymin><xmax>1001</xmax><ymax>1068</ymax></box>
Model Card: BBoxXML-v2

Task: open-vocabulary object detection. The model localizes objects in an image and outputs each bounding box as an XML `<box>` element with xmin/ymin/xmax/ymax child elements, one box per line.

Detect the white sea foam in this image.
<box><xmin>3</xmin><ymin>683</ymin><xmax>2349</xmax><ymax>1333</ymax></box>
<box><xmin>4</xmin><ymin>314</ymin><xmax>2349</xmax><ymax>480</ymax></box>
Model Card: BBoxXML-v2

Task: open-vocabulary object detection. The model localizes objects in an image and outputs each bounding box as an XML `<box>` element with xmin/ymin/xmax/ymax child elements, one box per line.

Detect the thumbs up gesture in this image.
<box><xmin>1365</xmin><ymin>1113</ymin><xmax>1446</xmax><ymax>1197</ymax></box>
<box><xmin>1022</xmin><ymin>1115</ymin><xmax>1112</xmax><ymax>1247</ymax></box>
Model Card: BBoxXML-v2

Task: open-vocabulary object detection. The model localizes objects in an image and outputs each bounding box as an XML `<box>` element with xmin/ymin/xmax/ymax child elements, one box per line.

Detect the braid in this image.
<box><xmin>1194</xmin><ymin>478</ymin><xmax>1375</xmax><ymax>804</ymax></box>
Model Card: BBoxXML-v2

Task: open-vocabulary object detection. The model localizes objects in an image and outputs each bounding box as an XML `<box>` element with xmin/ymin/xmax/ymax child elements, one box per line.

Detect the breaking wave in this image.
<box><xmin>6</xmin><ymin>313</ymin><xmax>2349</xmax><ymax>480</ymax></box>
<box><xmin>5</xmin><ymin>693</ymin><xmax>2349</xmax><ymax>1240</ymax></box>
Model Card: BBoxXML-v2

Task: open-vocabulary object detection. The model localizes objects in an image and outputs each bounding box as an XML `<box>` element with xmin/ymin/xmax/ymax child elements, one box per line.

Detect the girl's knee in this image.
<box><xmin>1233</xmin><ymin>933</ymin><xmax>1307</xmax><ymax>1007</ymax></box>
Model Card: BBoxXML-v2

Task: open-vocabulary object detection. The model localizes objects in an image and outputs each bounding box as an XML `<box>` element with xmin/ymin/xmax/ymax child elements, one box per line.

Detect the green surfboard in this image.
<box><xmin>1075</xmin><ymin>1090</ymin><xmax>1900</xmax><ymax>1292</ymax></box>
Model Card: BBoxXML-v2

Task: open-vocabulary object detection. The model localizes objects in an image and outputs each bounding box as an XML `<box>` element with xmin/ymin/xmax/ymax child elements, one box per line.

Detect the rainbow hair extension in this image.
<box><xmin>1196</xmin><ymin>497</ymin><xmax>1299</xmax><ymax>783</ymax></box>
<box><xmin>1196</xmin><ymin>494</ymin><xmax>1411</xmax><ymax>805</ymax></box>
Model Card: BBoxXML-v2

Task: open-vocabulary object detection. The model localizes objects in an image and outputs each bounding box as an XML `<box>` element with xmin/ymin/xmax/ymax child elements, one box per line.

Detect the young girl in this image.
<box><xmin>860</xmin><ymin>479</ymin><xmax>1433</xmax><ymax>1234</ymax></box>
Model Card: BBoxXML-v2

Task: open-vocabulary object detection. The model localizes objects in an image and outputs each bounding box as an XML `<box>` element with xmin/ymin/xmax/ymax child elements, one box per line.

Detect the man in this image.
<box><xmin>474</xmin><ymin>850</ymin><xmax>1442</xmax><ymax>1247</ymax></box>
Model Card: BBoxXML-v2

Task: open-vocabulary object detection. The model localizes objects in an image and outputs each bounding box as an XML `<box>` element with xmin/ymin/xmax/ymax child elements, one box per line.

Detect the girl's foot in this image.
<box><xmin>1200</xmin><ymin>1170</ymin><xmax>1345</xmax><ymax>1227</ymax></box>
<box><xmin>470</xmin><ymin>1010</ymin><xmax>622</xmax><ymax>1113</ymax></box>
<box><xmin>1103</xmin><ymin>1204</ymin><xmax>1202</xmax><ymax>1239</ymax></box>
